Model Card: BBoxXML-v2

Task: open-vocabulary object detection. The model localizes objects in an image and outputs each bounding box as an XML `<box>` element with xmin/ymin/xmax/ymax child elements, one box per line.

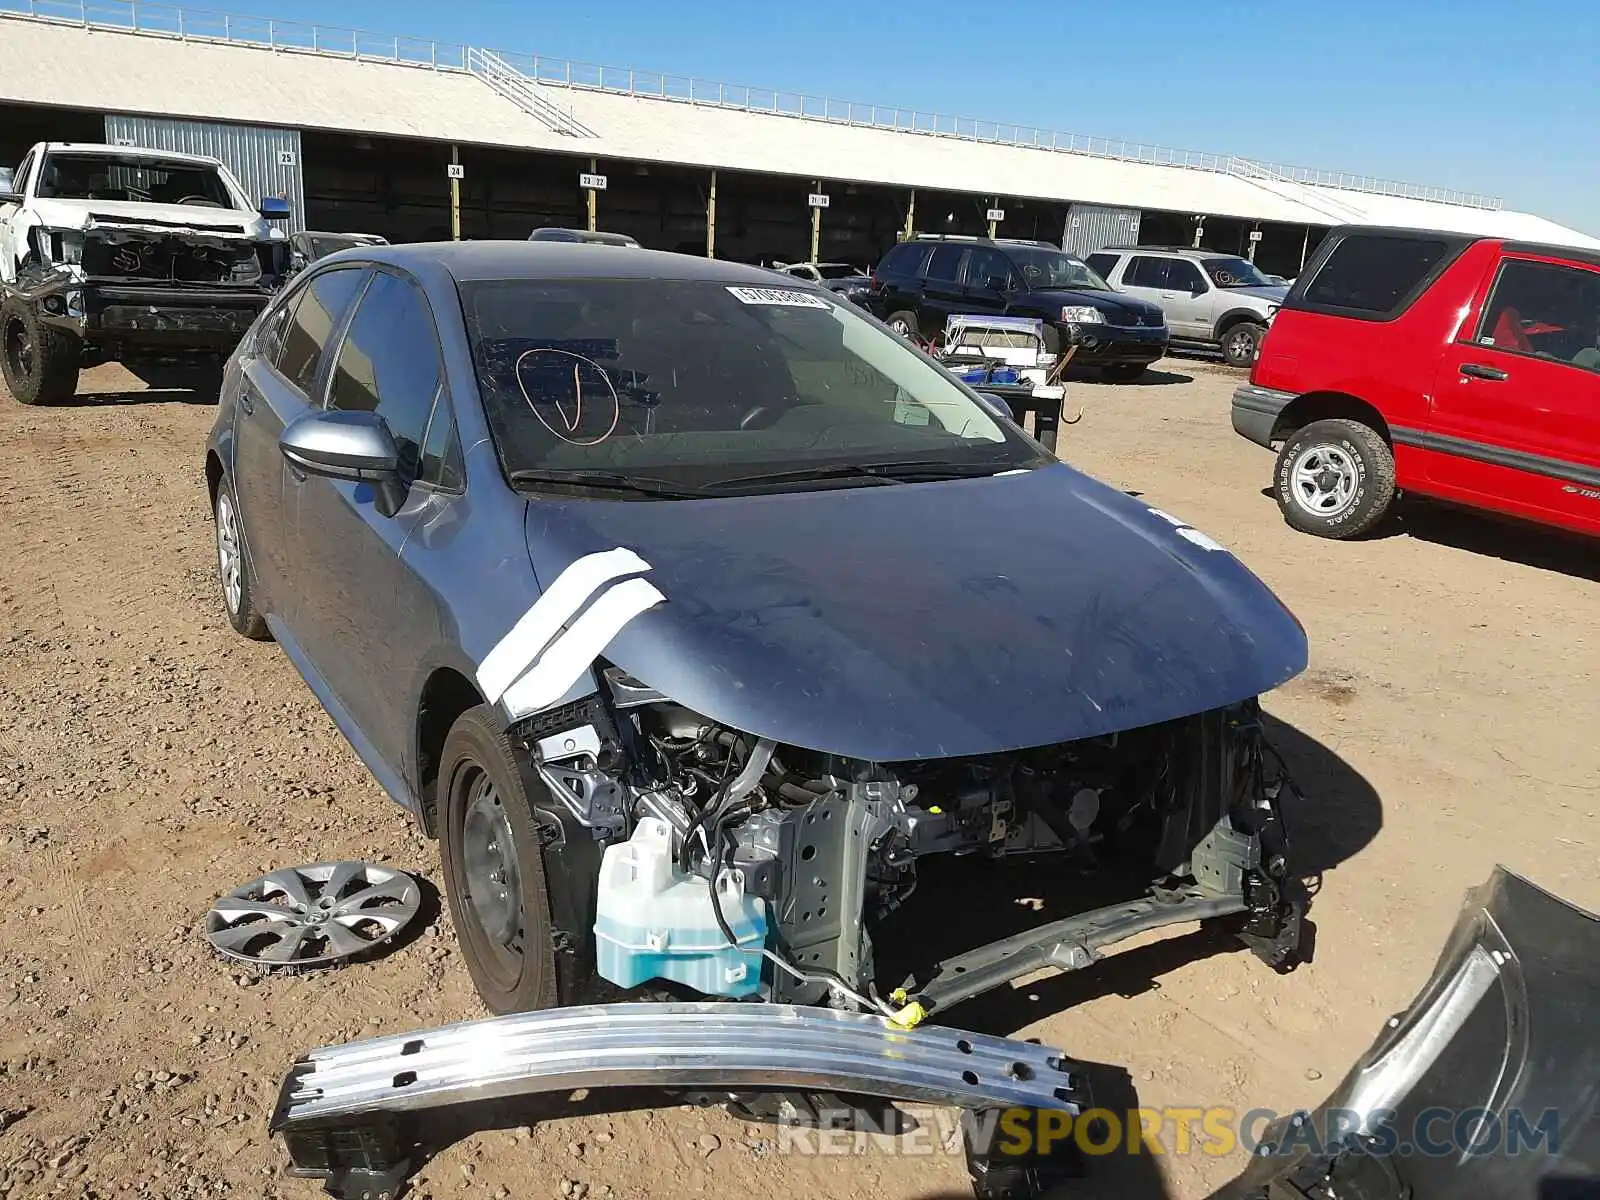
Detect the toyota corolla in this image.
<box><xmin>204</xmin><ymin>242</ymin><xmax>1308</xmax><ymax>1019</ymax></box>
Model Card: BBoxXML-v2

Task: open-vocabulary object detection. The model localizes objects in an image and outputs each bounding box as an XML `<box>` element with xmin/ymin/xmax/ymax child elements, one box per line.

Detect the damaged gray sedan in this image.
<box><xmin>205</xmin><ymin>241</ymin><xmax>1308</xmax><ymax>1027</ymax></box>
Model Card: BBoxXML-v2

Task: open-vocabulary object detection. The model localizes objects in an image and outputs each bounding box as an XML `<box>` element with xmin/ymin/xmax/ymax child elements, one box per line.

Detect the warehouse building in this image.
<box><xmin>3</xmin><ymin>1</ymin><xmax>1597</xmax><ymax>278</ymax></box>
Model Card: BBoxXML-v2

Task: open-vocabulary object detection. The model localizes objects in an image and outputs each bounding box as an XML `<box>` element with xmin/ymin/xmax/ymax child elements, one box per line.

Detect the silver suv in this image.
<box><xmin>1085</xmin><ymin>246</ymin><xmax>1288</xmax><ymax>367</ymax></box>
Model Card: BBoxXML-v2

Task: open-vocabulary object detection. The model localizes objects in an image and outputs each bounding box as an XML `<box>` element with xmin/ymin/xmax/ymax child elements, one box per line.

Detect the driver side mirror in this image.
<box><xmin>1191</xmin><ymin>281</ymin><xmax>1209</xmax><ymax>296</ymax></box>
<box><xmin>986</xmin><ymin>275</ymin><xmax>1011</xmax><ymax>292</ymax></box>
<box><xmin>279</xmin><ymin>409</ymin><xmax>407</xmax><ymax>517</ymax></box>
<box><xmin>259</xmin><ymin>196</ymin><xmax>292</xmax><ymax>221</ymax></box>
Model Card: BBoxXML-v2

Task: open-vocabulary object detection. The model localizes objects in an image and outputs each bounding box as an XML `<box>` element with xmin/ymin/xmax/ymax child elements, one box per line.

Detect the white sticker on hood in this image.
<box><xmin>1147</xmin><ymin>507</ymin><xmax>1227</xmax><ymax>553</ymax></box>
<box><xmin>477</xmin><ymin>547</ymin><xmax>651</xmax><ymax>704</ymax></box>
<box><xmin>726</xmin><ymin>286</ymin><xmax>831</xmax><ymax>309</ymax></box>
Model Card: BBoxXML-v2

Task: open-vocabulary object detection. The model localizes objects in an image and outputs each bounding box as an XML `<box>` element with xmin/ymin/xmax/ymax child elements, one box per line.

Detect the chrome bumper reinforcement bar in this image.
<box><xmin>272</xmin><ymin>1002</ymin><xmax>1089</xmax><ymax>1197</ymax></box>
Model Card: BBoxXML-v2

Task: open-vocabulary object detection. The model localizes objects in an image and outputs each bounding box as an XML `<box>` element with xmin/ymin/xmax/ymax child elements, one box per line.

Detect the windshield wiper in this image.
<box><xmin>704</xmin><ymin>459</ymin><xmax>1016</xmax><ymax>491</ymax></box>
<box><xmin>507</xmin><ymin>468</ymin><xmax>705</xmax><ymax>499</ymax></box>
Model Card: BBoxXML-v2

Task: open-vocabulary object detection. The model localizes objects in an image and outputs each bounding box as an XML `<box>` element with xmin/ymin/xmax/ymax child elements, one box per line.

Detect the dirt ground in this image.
<box><xmin>1</xmin><ymin>359</ymin><xmax>1596</xmax><ymax>1200</ymax></box>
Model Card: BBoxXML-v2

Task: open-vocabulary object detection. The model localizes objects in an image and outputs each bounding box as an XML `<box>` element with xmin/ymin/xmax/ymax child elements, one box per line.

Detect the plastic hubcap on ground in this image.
<box><xmin>215</xmin><ymin>492</ymin><xmax>243</xmax><ymax>614</ymax></box>
<box><xmin>204</xmin><ymin>862</ymin><xmax>423</xmax><ymax>969</ymax></box>
<box><xmin>462</xmin><ymin>773</ymin><xmax>523</xmax><ymax>952</ymax></box>
<box><xmin>1290</xmin><ymin>444</ymin><xmax>1359</xmax><ymax>516</ymax></box>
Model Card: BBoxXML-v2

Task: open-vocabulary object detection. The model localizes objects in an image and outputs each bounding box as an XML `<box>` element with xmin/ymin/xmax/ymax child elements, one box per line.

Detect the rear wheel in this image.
<box><xmin>1220</xmin><ymin>322</ymin><xmax>1267</xmax><ymax>368</ymax></box>
<box><xmin>1274</xmin><ymin>418</ymin><xmax>1395</xmax><ymax>539</ymax></box>
<box><xmin>1100</xmin><ymin>362</ymin><xmax>1148</xmax><ymax>383</ymax></box>
<box><xmin>0</xmin><ymin>298</ymin><xmax>80</xmax><ymax>405</ymax></box>
<box><xmin>213</xmin><ymin>477</ymin><xmax>270</xmax><ymax>640</ymax></box>
<box><xmin>438</xmin><ymin>705</ymin><xmax>560</xmax><ymax>1015</ymax></box>
<box><xmin>884</xmin><ymin>310</ymin><xmax>920</xmax><ymax>339</ymax></box>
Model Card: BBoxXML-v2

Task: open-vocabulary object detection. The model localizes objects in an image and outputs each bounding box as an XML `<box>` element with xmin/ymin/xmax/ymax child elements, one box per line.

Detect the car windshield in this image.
<box><xmin>35</xmin><ymin>152</ymin><xmax>234</xmax><ymax>207</ymax></box>
<box><xmin>1202</xmin><ymin>257</ymin><xmax>1274</xmax><ymax>288</ymax></box>
<box><xmin>816</xmin><ymin>263</ymin><xmax>861</xmax><ymax>280</ymax></box>
<box><xmin>1003</xmin><ymin>247</ymin><xmax>1110</xmax><ymax>291</ymax></box>
<box><xmin>461</xmin><ymin>278</ymin><xmax>1047</xmax><ymax>496</ymax></box>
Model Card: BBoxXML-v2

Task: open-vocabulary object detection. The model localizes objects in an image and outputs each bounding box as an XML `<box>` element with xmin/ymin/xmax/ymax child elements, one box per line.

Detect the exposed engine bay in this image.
<box><xmin>511</xmin><ymin>667</ymin><xmax>1300</xmax><ymax>1016</ymax></box>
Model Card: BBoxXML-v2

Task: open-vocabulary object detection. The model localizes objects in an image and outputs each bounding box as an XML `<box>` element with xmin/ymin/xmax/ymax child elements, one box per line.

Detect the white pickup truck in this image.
<box><xmin>0</xmin><ymin>141</ymin><xmax>292</xmax><ymax>403</ymax></box>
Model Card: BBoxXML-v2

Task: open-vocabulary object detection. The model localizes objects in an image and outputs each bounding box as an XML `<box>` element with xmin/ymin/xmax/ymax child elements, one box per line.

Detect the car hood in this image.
<box><xmin>521</xmin><ymin>464</ymin><xmax>1307</xmax><ymax>760</ymax></box>
<box><xmin>1219</xmin><ymin>284</ymin><xmax>1289</xmax><ymax>304</ymax></box>
<box><xmin>28</xmin><ymin>197</ymin><xmax>277</xmax><ymax>240</ymax></box>
<box><xmin>1028</xmin><ymin>288</ymin><xmax>1164</xmax><ymax>321</ymax></box>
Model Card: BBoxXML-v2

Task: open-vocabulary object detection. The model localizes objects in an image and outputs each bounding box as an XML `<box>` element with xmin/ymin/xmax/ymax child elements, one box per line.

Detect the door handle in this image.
<box><xmin>1459</xmin><ymin>363</ymin><xmax>1508</xmax><ymax>381</ymax></box>
<box><xmin>238</xmin><ymin>386</ymin><xmax>255</xmax><ymax>415</ymax></box>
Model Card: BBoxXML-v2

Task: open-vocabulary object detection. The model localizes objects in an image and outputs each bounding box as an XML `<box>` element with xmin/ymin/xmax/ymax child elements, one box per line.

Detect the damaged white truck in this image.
<box><xmin>0</xmin><ymin>141</ymin><xmax>292</xmax><ymax>403</ymax></box>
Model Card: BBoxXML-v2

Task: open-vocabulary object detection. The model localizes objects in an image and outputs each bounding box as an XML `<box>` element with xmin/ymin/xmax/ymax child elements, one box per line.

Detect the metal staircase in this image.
<box><xmin>466</xmin><ymin>47</ymin><xmax>597</xmax><ymax>138</ymax></box>
<box><xmin>1225</xmin><ymin>157</ymin><xmax>1371</xmax><ymax>224</ymax></box>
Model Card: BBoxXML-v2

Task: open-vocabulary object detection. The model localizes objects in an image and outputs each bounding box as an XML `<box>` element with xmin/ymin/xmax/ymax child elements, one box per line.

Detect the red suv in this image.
<box><xmin>1232</xmin><ymin>226</ymin><xmax>1600</xmax><ymax>540</ymax></box>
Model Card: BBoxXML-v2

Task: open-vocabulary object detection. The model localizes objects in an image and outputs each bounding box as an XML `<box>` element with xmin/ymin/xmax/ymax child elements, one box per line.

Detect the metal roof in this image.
<box><xmin>2</xmin><ymin>6</ymin><xmax>1596</xmax><ymax>250</ymax></box>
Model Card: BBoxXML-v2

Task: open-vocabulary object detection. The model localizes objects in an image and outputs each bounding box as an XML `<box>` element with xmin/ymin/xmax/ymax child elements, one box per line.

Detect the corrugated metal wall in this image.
<box><xmin>103</xmin><ymin>114</ymin><xmax>306</xmax><ymax>232</ymax></box>
<box><xmin>1063</xmin><ymin>203</ymin><xmax>1141</xmax><ymax>256</ymax></box>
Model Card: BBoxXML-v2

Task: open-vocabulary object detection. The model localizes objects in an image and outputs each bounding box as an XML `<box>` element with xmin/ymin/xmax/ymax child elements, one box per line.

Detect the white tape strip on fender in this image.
<box><xmin>477</xmin><ymin>547</ymin><xmax>651</xmax><ymax>704</ymax></box>
<box><xmin>500</xmin><ymin>576</ymin><xmax>666</xmax><ymax>718</ymax></box>
<box><xmin>1146</xmin><ymin>507</ymin><xmax>1227</xmax><ymax>552</ymax></box>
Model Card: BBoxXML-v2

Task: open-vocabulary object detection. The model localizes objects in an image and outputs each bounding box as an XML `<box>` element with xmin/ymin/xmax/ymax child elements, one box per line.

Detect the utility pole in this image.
<box><xmin>449</xmin><ymin>145</ymin><xmax>461</xmax><ymax>241</ymax></box>
<box><xmin>809</xmin><ymin>179</ymin><xmax>823</xmax><ymax>263</ymax></box>
<box><xmin>903</xmin><ymin>189</ymin><xmax>916</xmax><ymax>241</ymax></box>
<box><xmin>706</xmin><ymin>169</ymin><xmax>717</xmax><ymax>258</ymax></box>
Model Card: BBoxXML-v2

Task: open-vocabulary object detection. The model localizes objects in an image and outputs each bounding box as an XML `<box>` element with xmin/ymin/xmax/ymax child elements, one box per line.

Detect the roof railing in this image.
<box><xmin>0</xmin><ymin>0</ymin><xmax>1505</xmax><ymax>211</ymax></box>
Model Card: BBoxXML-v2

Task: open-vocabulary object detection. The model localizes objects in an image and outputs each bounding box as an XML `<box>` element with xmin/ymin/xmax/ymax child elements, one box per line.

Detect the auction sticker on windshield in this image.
<box><xmin>726</xmin><ymin>286</ymin><xmax>832</xmax><ymax>308</ymax></box>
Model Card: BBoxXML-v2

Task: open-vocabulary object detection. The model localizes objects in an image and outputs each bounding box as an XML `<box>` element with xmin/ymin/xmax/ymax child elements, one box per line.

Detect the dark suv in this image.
<box><xmin>868</xmin><ymin>235</ymin><xmax>1169</xmax><ymax>381</ymax></box>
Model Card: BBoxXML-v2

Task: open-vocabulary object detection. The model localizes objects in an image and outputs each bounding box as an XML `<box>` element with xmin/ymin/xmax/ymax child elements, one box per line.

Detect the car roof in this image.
<box><xmin>1315</xmin><ymin>224</ymin><xmax>1600</xmax><ymax>271</ymax></box>
<box><xmin>1097</xmin><ymin>246</ymin><xmax>1237</xmax><ymax>258</ymax></box>
<box><xmin>354</xmin><ymin>241</ymin><xmax>828</xmax><ymax>285</ymax></box>
<box><xmin>41</xmin><ymin>141</ymin><xmax>224</xmax><ymax>168</ymax></box>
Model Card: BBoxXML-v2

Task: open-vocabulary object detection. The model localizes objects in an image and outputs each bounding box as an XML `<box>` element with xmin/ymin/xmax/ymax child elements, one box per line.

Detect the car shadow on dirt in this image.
<box><xmin>1386</xmin><ymin>502</ymin><xmax>1600</xmax><ymax>583</ymax></box>
<box><xmin>1253</xmin><ymin>487</ymin><xmax>1600</xmax><ymax>583</ymax></box>
<box><xmin>1072</xmin><ymin>366</ymin><xmax>1195</xmax><ymax>387</ymax></box>
<box><xmin>60</xmin><ymin>387</ymin><xmax>217</xmax><ymax>407</ymax></box>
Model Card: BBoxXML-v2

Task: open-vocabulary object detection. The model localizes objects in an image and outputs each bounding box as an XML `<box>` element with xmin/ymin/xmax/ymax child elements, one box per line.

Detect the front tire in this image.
<box><xmin>438</xmin><ymin>705</ymin><xmax>561</xmax><ymax>1015</ymax></box>
<box><xmin>1</xmin><ymin>297</ymin><xmax>80</xmax><ymax>405</ymax></box>
<box><xmin>1274</xmin><ymin>418</ymin><xmax>1396</xmax><ymax>539</ymax></box>
<box><xmin>213</xmin><ymin>478</ymin><xmax>271</xmax><ymax>640</ymax></box>
<box><xmin>1100</xmin><ymin>362</ymin><xmax>1148</xmax><ymax>383</ymax></box>
<box><xmin>884</xmin><ymin>310</ymin><xmax>920</xmax><ymax>339</ymax></box>
<box><xmin>1221</xmin><ymin>322</ymin><xmax>1267</xmax><ymax>368</ymax></box>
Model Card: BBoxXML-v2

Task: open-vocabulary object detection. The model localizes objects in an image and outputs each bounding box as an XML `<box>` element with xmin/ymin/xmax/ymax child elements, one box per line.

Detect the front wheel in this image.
<box><xmin>1221</xmin><ymin>322</ymin><xmax>1267</xmax><ymax>368</ymax></box>
<box><xmin>214</xmin><ymin>477</ymin><xmax>270</xmax><ymax>640</ymax></box>
<box><xmin>1274</xmin><ymin>418</ymin><xmax>1396</xmax><ymax>539</ymax></box>
<box><xmin>438</xmin><ymin>705</ymin><xmax>561</xmax><ymax>1015</ymax></box>
<box><xmin>0</xmin><ymin>297</ymin><xmax>80</xmax><ymax>405</ymax></box>
<box><xmin>1100</xmin><ymin>362</ymin><xmax>1148</xmax><ymax>383</ymax></box>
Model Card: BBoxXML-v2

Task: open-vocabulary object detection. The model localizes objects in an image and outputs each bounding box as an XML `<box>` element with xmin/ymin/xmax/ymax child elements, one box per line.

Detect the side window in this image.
<box><xmin>276</xmin><ymin>267</ymin><xmax>368</xmax><ymax>396</ymax></box>
<box><xmin>961</xmin><ymin>247</ymin><xmax>1013</xmax><ymax>290</ymax></box>
<box><xmin>1476</xmin><ymin>259</ymin><xmax>1600</xmax><ymax>369</ymax></box>
<box><xmin>878</xmin><ymin>242</ymin><xmax>928</xmax><ymax>279</ymax></box>
<box><xmin>255</xmin><ymin>288</ymin><xmax>301</xmax><ymax>366</ymax></box>
<box><xmin>1303</xmin><ymin>234</ymin><xmax>1449</xmax><ymax>317</ymax></box>
<box><xmin>1085</xmin><ymin>253</ymin><xmax>1119</xmax><ymax>281</ymax></box>
<box><xmin>1124</xmin><ymin>256</ymin><xmax>1170</xmax><ymax>288</ymax></box>
<box><xmin>1166</xmin><ymin>260</ymin><xmax>1206</xmax><ymax>292</ymax></box>
<box><xmin>419</xmin><ymin>396</ymin><xmax>466</xmax><ymax>492</ymax></box>
<box><xmin>326</xmin><ymin>271</ymin><xmax>443</xmax><ymax>477</ymax></box>
<box><xmin>925</xmin><ymin>245</ymin><xmax>963</xmax><ymax>283</ymax></box>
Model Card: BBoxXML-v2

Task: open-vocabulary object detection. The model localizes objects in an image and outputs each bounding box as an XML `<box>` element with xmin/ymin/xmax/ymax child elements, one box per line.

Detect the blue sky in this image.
<box><xmin>272</xmin><ymin>0</ymin><xmax>1596</xmax><ymax>233</ymax></box>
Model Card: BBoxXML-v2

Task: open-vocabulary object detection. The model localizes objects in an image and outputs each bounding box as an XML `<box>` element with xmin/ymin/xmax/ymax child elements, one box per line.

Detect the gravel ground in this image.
<box><xmin>0</xmin><ymin>359</ymin><xmax>1595</xmax><ymax>1200</ymax></box>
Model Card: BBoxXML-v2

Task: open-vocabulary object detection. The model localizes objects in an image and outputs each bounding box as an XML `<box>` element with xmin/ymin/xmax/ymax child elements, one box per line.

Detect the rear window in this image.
<box><xmin>1300</xmin><ymin>233</ymin><xmax>1451</xmax><ymax>318</ymax></box>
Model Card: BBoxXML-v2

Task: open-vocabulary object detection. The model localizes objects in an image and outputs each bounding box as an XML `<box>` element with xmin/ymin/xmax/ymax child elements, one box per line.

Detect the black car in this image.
<box><xmin>868</xmin><ymin>235</ymin><xmax>1169</xmax><ymax>382</ymax></box>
